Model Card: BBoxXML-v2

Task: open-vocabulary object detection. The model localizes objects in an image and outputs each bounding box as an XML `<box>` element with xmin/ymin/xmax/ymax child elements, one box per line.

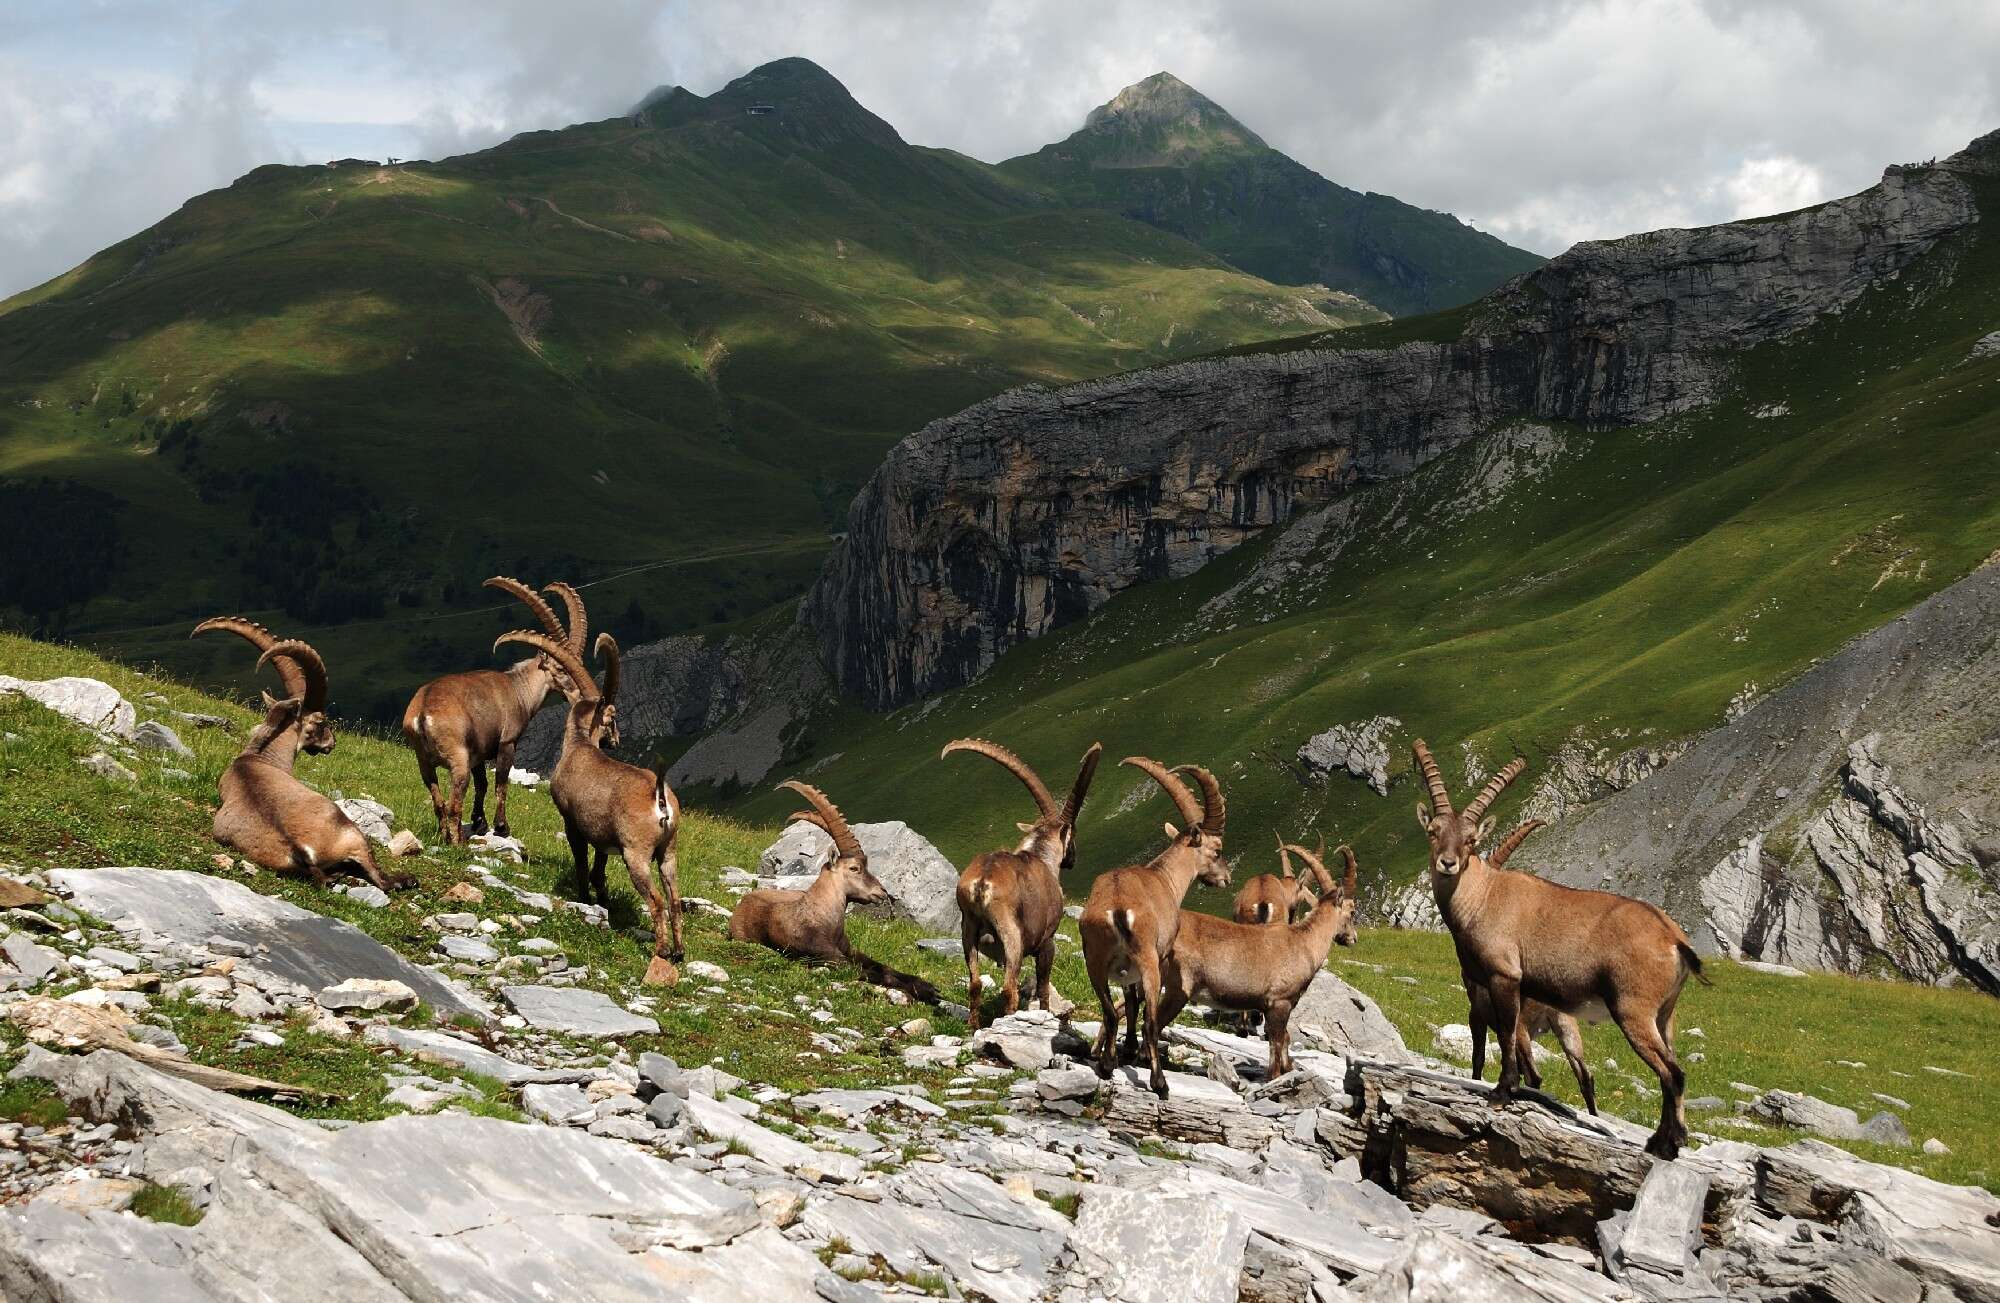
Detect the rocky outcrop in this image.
<box><xmin>1534</xmin><ymin>560</ymin><xmax>2000</xmax><ymax>991</ymax></box>
<box><xmin>517</xmin><ymin>621</ymin><xmax>831</xmax><ymax>792</ymax></box>
<box><xmin>807</xmin><ymin>157</ymin><xmax>1979</xmax><ymax>707</ymax></box>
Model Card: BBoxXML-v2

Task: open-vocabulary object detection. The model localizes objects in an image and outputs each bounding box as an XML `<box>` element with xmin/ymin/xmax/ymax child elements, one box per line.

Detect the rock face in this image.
<box><xmin>516</xmin><ymin>622</ymin><xmax>831</xmax><ymax>792</ymax></box>
<box><xmin>48</xmin><ymin>868</ymin><xmax>487</xmax><ymax>1021</ymax></box>
<box><xmin>1297</xmin><ymin>716</ymin><xmax>1401</xmax><ymax>795</ymax></box>
<box><xmin>805</xmin><ymin>157</ymin><xmax>1979</xmax><ymax>708</ymax></box>
<box><xmin>1533</xmin><ymin>560</ymin><xmax>2000</xmax><ymax>991</ymax></box>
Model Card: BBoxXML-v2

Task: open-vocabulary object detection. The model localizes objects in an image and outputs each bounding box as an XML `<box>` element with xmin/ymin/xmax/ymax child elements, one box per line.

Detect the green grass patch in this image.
<box><xmin>130</xmin><ymin>1182</ymin><xmax>206</xmax><ymax>1226</ymax></box>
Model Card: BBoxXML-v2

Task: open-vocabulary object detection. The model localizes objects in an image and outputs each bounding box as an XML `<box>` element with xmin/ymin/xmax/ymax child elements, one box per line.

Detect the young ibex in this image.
<box><xmin>1079</xmin><ymin>759</ymin><xmax>1231</xmax><ymax>1098</ymax></box>
<box><xmin>403</xmin><ymin>576</ymin><xmax>584</xmax><ymax>845</ymax></box>
<box><xmin>1155</xmin><ymin>842</ymin><xmax>1360</xmax><ymax>1080</ymax></box>
<box><xmin>1461</xmin><ymin>819</ymin><xmax>1597</xmax><ymax>1114</ymax></box>
<box><xmin>496</xmin><ymin>628</ymin><xmax>682</xmax><ymax>985</ymax></box>
<box><xmin>944</xmin><ymin>738</ymin><xmax>1102</xmax><ymax>1031</ymax></box>
<box><xmin>1413</xmin><ymin>739</ymin><xmax>1704</xmax><ymax>1157</ymax></box>
<box><xmin>1233</xmin><ymin>832</ymin><xmax>1313</xmax><ymax>925</ymax></box>
<box><xmin>193</xmin><ymin>618</ymin><xmax>408</xmax><ymax>892</ymax></box>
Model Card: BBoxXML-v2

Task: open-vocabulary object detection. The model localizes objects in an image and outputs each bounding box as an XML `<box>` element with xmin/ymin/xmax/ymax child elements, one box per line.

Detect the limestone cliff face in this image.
<box><xmin>806</xmin><ymin>161</ymin><xmax>1978</xmax><ymax>709</ymax></box>
<box><xmin>1533</xmin><ymin>560</ymin><xmax>2000</xmax><ymax>992</ymax></box>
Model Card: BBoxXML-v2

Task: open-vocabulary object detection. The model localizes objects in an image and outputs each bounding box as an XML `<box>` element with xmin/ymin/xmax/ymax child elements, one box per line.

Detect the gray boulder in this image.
<box><xmin>1741</xmin><ymin>1088</ymin><xmax>1868</xmax><ymax>1140</ymax></box>
<box><xmin>131</xmin><ymin>720</ymin><xmax>192</xmax><ymax>759</ymax></box>
<box><xmin>332</xmin><ymin>797</ymin><xmax>397</xmax><ymax>845</ymax></box>
<box><xmin>1069</xmin><ymin>1176</ymin><xmax>1248</xmax><ymax>1303</ymax></box>
<box><xmin>0</xmin><ymin>675</ymin><xmax>135</xmax><ymax>738</ymax></box>
<box><xmin>50</xmin><ymin>867</ymin><xmax>485</xmax><ymax>1021</ymax></box>
<box><xmin>1297</xmin><ymin>716</ymin><xmax>1400</xmax><ymax>795</ymax></box>
<box><xmin>1291</xmin><ymin>971</ymin><xmax>1410</xmax><ymax>1061</ymax></box>
<box><xmin>758</xmin><ymin>819</ymin><xmax>960</xmax><ymax>932</ymax></box>
<box><xmin>499</xmin><ymin>985</ymin><xmax>658</xmax><ymax>1038</ymax></box>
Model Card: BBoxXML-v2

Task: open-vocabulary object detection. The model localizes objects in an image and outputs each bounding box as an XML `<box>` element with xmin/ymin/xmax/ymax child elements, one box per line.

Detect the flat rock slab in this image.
<box><xmin>1070</xmin><ymin>1176</ymin><xmax>1248</xmax><ymax>1303</ymax></box>
<box><xmin>362</xmin><ymin>1025</ymin><xmax>593</xmax><ymax>1086</ymax></box>
<box><xmin>682</xmin><ymin>1091</ymin><xmax>863</xmax><ymax>1183</ymax></box>
<box><xmin>499</xmin><ymin>984</ymin><xmax>659</xmax><ymax>1037</ymax></box>
<box><xmin>1359</xmin><ymin>1229</ymin><xmax>1632</xmax><ymax>1301</ymax></box>
<box><xmin>1134</xmin><ymin>1163</ymin><xmax>1406</xmax><ymax>1278</ymax></box>
<box><xmin>1</xmin><ymin>1049</ymin><xmax>782</xmax><ymax>1301</ymax></box>
<box><xmin>0</xmin><ymin>1202</ymin><xmax>206</xmax><ymax>1303</ymax></box>
<box><xmin>802</xmin><ymin>1170</ymin><xmax>1065</xmax><ymax>1303</ymax></box>
<box><xmin>50</xmin><ymin>867</ymin><xmax>485</xmax><ymax>1022</ymax></box>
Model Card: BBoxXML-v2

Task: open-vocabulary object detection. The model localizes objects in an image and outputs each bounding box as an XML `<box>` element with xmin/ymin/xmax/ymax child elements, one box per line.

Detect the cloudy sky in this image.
<box><xmin>3</xmin><ymin>0</ymin><xmax>1995</xmax><ymax>298</ymax></box>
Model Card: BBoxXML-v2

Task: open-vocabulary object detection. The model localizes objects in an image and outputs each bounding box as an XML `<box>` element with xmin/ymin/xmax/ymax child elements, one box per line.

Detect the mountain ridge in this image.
<box><xmin>1002</xmin><ymin>70</ymin><xmax>1545</xmax><ymax>315</ymax></box>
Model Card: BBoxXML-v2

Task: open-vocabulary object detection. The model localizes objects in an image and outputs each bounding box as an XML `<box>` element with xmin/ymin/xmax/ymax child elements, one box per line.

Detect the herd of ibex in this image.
<box><xmin>193</xmin><ymin>580</ymin><xmax>1707</xmax><ymax>1160</ymax></box>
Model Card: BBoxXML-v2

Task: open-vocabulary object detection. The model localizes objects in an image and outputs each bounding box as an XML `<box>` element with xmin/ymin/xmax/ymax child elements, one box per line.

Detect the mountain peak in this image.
<box><xmin>1079</xmin><ymin>72</ymin><xmax>1266</xmax><ymax>157</ymax></box>
<box><xmin>701</xmin><ymin>57</ymin><xmax>905</xmax><ymax>150</ymax></box>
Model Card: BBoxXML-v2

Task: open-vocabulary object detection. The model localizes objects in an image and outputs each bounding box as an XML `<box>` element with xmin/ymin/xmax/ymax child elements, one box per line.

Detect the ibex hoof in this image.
<box><xmin>1093</xmin><ymin>1060</ymin><xmax>1113</xmax><ymax>1081</ymax></box>
<box><xmin>493</xmin><ymin>822</ymin><xmax>510</xmax><ymax>838</ymax></box>
<box><xmin>1151</xmin><ymin>1078</ymin><xmax>1169</xmax><ymax>1101</ymax></box>
<box><xmin>643</xmin><ymin>957</ymin><xmax>680</xmax><ymax>987</ymax></box>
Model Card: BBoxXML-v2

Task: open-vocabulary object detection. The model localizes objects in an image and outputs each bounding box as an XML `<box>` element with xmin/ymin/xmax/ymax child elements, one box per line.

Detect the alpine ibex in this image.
<box><xmin>1459</xmin><ymin>818</ymin><xmax>1597</xmax><ymax>1114</ymax></box>
<box><xmin>193</xmin><ymin>618</ymin><xmax>408</xmax><ymax>892</ymax></box>
<box><xmin>403</xmin><ymin>576</ymin><xmax>584</xmax><ymax>845</ymax></box>
<box><xmin>496</xmin><ymin>628</ymin><xmax>683</xmax><ymax>985</ymax></box>
<box><xmin>1079</xmin><ymin>759</ymin><xmax>1231</xmax><ymax>1098</ymax></box>
<box><xmin>1155</xmin><ymin>842</ymin><xmax>1360</xmax><ymax>1080</ymax></box>
<box><xmin>727</xmin><ymin>783</ymin><xmax>939</xmax><ymax>1001</ymax></box>
<box><xmin>1233</xmin><ymin>833</ymin><xmax>1313</xmax><ymax>926</ymax></box>
<box><xmin>944</xmin><ymin>738</ymin><xmax>1102</xmax><ymax>1031</ymax></box>
<box><xmin>1413</xmin><ymin>739</ymin><xmax>1703</xmax><ymax>1157</ymax></box>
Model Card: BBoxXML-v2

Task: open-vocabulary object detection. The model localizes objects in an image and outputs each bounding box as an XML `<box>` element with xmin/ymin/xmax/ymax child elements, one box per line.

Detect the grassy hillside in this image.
<box><xmin>0</xmin><ymin>58</ymin><xmax>1376</xmax><ymax>723</ymax></box>
<box><xmin>1</xmin><ymin>632</ymin><xmax>1994</xmax><ymax>1190</ymax></box>
<box><xmin>1001</xmin><ymin>73</ymin><xmax>1544</xmax><ymax>316</ymax></box>
<box><xmin>730</xmin><ymin>171</ymin><xmax>2000</xmax><ymax>926</ymax></box>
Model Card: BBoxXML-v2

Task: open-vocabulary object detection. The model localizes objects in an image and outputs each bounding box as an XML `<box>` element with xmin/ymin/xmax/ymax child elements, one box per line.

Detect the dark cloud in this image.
<box><xmin>3</xmin><ymin>0</ymin><xmax>1995</xmax><ymax>297</ymax></box>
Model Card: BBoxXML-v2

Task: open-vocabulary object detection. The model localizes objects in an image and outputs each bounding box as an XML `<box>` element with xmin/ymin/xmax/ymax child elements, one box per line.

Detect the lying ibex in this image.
<box><xmin>1155</xmin><ymin>842</ymin><xmax>1359</xmax><ymax>1080</ymax></box>
<box><xmin>496</xmin><ymin>628</ymin><xmax>682</xmax><ymax>985</ymax></box>
<box><xmin>193</xmin><ymin>618</ymin><xmax>408</xmax><ymax>892</ymax></box>
<box><xmin>1080</xmin><ymin>759</ymin><xmax>1231</xmax><ymax>1098</ymax></box>
<box><xmin>403</xmin><ymin>577</ymin><xmax>584</xmax><ymax>845</ymax></box>
<box><xmin>729</xmin><ymin>781</ymin><xmax>888</xmax><ymax>959</ymax></box>
<box><xmin>727</xmin><ymin>783</ymin><xmax>940</xmax><ymax>1001</ymax></box>
<box><xmin>1413</xmin><ymin>740</ymin><xmax>1703</xmax><ymax>1157</ymax></box>
<box><xmin>1461</xmin><ymin>819</ymin><xmax>1597</xmax><ymax>1114</ymax></box>
<box><xmin>944</xmin><ymin>738</ymin><xmax>1102</xmax><ymax>1030</ymax></box>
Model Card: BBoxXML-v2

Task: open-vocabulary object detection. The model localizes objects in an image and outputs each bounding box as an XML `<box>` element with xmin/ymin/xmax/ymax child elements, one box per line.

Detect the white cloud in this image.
<box><xmin>1</xmin><ymin>0</ymin><xmax>1996</xmax><ymax>296</ymax></box>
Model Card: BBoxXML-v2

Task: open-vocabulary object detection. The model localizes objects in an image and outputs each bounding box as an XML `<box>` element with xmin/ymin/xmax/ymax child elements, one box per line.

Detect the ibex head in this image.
<box><xmin>782</xmin><ymin>780</ymin><xmax>889</xmax><ymax>906</ymax></box>
<box><xmin>193</xmin><ymin>618</ymin><xmax>333</xmax><ymax>753</ymax></box>
<box><xmin>942</xmin><ymin>738</ymin><xmax>1103</xmax><ymax>871</ymax></box>
<box><xmin>1284</xmin><ymin>840</ymin><xmax>1361</xmax><ymax>946</ymax></box>
<box><xmin>1412</xmin><ymin>739</ymin><xmax>1524</xmax><ymax>877</ymax></box>
<box><xmin>493</xmin><ymin>629</ymin><xmax>615</xmax><ymax>748</ymax></box>
<box><xmin>1124</xmin><ymin>757</ymin><xmax>1231</xmax><ymax>886</ymax></box>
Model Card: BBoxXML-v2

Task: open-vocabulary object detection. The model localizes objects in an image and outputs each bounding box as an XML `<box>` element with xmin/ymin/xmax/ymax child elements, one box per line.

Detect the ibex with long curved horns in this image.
<box><xmin>402</xmin><ymin>577</ymin><xmax>584</xmax><ymax>846</ymax></box>
<box><xmin>944</xmin><ymin>738</ymin><xmax>1102</xmax><ymax>1031</ymax></box>
<box><xmin>1457</xmin><ymin>819</ymin><xmax>1598</xmax><ymax>1114</ymax></box>
<box><xmin>1079</xmin><ymin>759</ymin><xmax>1231</xmax><ymax>1098</ymax></box>
<box><xmin>1155</xmin><ymin>842</ymin><xmax>1360</xmax><ymax>1080</ymax></box>
<box><xmin>193</xmin><ymin>618</ymin><xmax>408</xmax><ymax>892</ymax></box>
<box><xmin>496</xmin><ymin>628</ymin><xmax>682</xmax><ymax>985</ymax></box>
<box><xmin>1412</xmin><ymin>739</ymin><xmax>1703</xmax><ymax>1157</ymax></box>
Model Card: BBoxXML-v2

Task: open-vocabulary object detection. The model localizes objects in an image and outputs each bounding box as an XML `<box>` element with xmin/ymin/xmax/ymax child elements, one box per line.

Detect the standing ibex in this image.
<box><xmin>944</xmin><ymin>738</ymin><xmax>1102</xmax><ymax>1031</ymax></box>
<box><xmin>496</xmin><ymin>628</ymin><xmax>683</xmax><ymax>985</ymax></box>
<box><xmin>1080</xmin><ymin>759</ymin><xmax>1231</xmax><ymax>1098</ymax></box>
<box><xmin>1412</xmin><ymin>740</ymin><xmax>1704</xmax><ymax>1157</ymax></box>
<box><xmin>403</xmin><ymin>577</ymin><xmax>584</xmax><ymax>845</ymax></box>
<box><xmin>1459</xmin><ymin>819</ymin><xmax>1597</xmax><ymax>1114</ymax></box>
<box><xmin>1232</xmin><ymin>836</ymin><xmax>1312</xmax><ymax>926</ymax></box>
<box><xmin>193</xmin><ymin>618</ymin><xmax>409</xmax><ymax>892</ymax></box>
<box><xmin>1155</xmin><ymin>842</ymin><xmax>1360</xmax><ymax>1080</ymax></box>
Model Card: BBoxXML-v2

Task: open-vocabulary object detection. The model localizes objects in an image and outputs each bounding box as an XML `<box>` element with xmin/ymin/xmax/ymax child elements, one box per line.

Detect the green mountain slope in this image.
<box><xmin>1002</xmin><ymin>72</ymin><xmax>1545</xmax><ymax>316</ymax></box>
<box><xmin>732</xmin><ymin>168</ymin><xmax>2000</xmax><ymax>916</ymax></box>
<box><xmin>0</xmin><ymin>57</ymin><xmax>1374</xmax><ymax>721</ymax></box>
